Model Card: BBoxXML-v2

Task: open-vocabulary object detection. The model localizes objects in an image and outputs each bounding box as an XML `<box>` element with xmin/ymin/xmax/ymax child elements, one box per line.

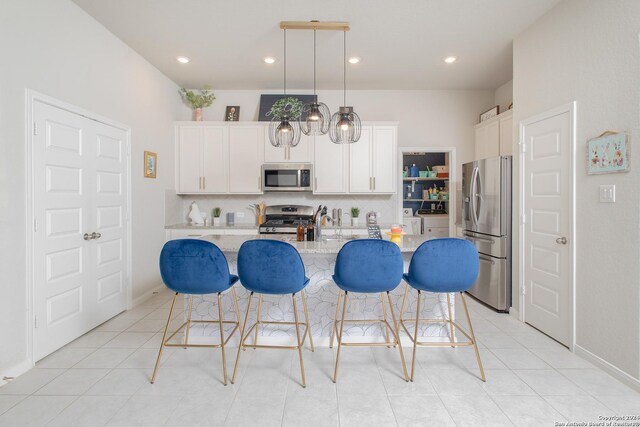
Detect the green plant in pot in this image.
<box><xmin>212</xmin><ymin>207</ymin><xmax>222</xmax><ymax>226</ymax></box>
<box><xmin>350</xmin><ymin>207</ymin><xmax>360</xmax><ymax>226</ymax></box>
<box><xmin>180</xmin><ymin>88</ymin><xmax>216</xmax><ymax>121</ymax></box>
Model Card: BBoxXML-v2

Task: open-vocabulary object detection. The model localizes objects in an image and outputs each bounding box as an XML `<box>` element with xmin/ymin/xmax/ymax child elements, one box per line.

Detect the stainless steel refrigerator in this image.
<box><xmin>462</xmin><ymin>156</ymin><xmax>512</xmax><ymax>312</ymax></box>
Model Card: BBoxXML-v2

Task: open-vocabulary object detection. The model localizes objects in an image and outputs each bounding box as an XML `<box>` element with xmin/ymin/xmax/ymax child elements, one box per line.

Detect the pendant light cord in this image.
<box><xmin>283</xmin><ymin>29</ymin><xmax>287</xmax><ymax>96</ymax></box>
<box><xmin>313</xmin><ymin>29</ymin><xmax>317</xmax><ymax>96</ymax></box>
<box><xmin>343</xmin><ymin>30</ymin><xmax>346</xmax><ymax>106</ymax></box>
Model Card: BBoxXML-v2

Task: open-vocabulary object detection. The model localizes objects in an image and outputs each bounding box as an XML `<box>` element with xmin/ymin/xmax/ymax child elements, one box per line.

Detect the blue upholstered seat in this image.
<box><xmin>159</xmin><ymin>239</ymin><xmax>238</xmax><ymax>294</ymax></box>
<box><xmin>403</xmin><ymin>238</ymin><xmax>479</xmax><ymax>293</ymax></box>
<box><xmin>333</xmin><ymin>239</ymin><xmax>403</xmax><ymax>293</ymax></box>
<box><xmin>237</xmin><ymin>239</ymin><xmax>309</xmax><ymax>295</ymax></box>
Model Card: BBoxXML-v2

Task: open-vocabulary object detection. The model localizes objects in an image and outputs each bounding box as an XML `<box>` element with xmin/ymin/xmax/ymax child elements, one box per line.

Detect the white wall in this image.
<box><xmin>0</xmin><ymin>0</ymin><xmax>185</xmax><ymax>374</ymax></box>
<box><xmin>494</xmin><ymin>80</ymin><xmax>513</xmax><ymax>113</ymax></box>
<box><xmin>513</xmin><ymin>0</ymin><xmax>640</xmax><ymax>379</ymax></box>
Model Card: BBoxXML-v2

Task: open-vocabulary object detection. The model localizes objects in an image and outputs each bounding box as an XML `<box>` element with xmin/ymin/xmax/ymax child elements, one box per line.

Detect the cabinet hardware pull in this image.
<box><xmin>373</xmin><ymin>177</ymin><xmax>376</xmax><ymax>191</ymax></box>
<box><xmin>314</xmin><ymin>177</ymin><xmax>317</xmax><ymax>190</ymax></box>
<box><xmin>203</xmin><ymin>177</ymin><xmax>205</xmax><ymax>189</ymax></box>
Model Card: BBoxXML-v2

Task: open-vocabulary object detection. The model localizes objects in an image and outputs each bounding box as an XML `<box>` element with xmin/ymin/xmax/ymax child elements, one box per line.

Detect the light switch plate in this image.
<box><xmin>599</xmin><ymin>185</ymin><xmax>615</xmax><ymax>203</ymax></box>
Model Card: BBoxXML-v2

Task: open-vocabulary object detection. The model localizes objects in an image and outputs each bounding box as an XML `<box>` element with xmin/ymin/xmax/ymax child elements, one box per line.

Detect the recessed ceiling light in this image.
<box><xmin>444</xmin><ymin>56</ymin><xmax>457</xmax><ymax>64</ymax></box>
<box><xmin>264</xmin><ymin>57</ymin><xmax>276</xmax><ymax>64</ymax></box>
<box><xmin>348</xmin><ymin>57</ymin><xmax>360</xmax><ymax>64</ymax></box>
<box><xmin>176</xmin><ymin>56</ymin><xmax>190</xmax><ymax>64</ymax></box>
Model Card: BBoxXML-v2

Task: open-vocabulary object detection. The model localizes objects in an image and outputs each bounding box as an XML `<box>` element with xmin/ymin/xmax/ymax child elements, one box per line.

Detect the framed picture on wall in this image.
<box><xmin>587</xmin><ymin>132</ymin><xmax>629</xmax><ymax>174</ymax></box>
<box><xmin>225</xmin><ymin>106</ymin><xmax>240</xmax><ymax>121</ymax></box>
<box><xmin>144</xmin><ymin>151</ymin><xmax>157</xmax><ymax>178</ymax></box>
<box><xmin>258</xmin><ymin>94</ymin><xmax>317</xmax><ymax>121</ymax></box>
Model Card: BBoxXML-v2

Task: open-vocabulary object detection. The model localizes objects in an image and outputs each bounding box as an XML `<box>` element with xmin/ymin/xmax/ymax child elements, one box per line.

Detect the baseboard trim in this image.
<box><xmin>0</xmin><ymin>359</ymin><xmax>33</xmax><ymax>387</ymax></box>
<box><xmin>131</xmin><ymin>284</ymin><xmax>164</xmax><ymax>308</ymax></box>
<box><xmin>508</xmin><ymin>308</ymin><xmax>520</xmax><ymax>321</ymax></box>
<box><xmin>574</xmin><ymin>344</ymin><xmax>640</xmax><ymax>392</ymax></box>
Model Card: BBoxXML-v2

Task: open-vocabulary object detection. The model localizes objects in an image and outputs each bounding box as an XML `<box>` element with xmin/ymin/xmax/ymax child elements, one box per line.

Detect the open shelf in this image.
<box><xmin>402</xmin><ymin>177</ymin><xmax>448</xmax><ymax>181</ymax></box>
<box><xmin>403</xmin><ymin>199</ymin><xmax>449</xmax><ymax>202</ymax></box>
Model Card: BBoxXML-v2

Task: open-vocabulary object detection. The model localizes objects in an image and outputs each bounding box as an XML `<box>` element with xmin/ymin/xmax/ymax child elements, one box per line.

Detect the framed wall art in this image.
<box><xmin>144</xmin><ymin>151</ymin><xmax>157</xmax><ymax>178</ymax></box>
<box><xmin>587</xmin><ymin>132</ymin><xmax>629</xmax><ymax>175</ymax></box>
<box><xmin>225</xmin><ymin>106</ymin><xmax>240</xmax><ymax>121</ymax></box>
<box><xmin>479</xmin><ymin>105</ymin><xmax>499</xmax><ymax>123</ymax></box>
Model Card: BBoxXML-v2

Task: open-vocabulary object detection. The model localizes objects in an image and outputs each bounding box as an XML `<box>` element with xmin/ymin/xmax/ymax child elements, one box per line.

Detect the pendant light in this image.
<box><xmin>329</xmin><ymin>29</ymin><xmax>361</xmax><ymax>144</ymax></box>
<box><xmin>301</xmin><ymin>29</ymin><xmax>331</xmax><ymax>136</ymax></box>
<box><xmin>269</xmin><ymin>28</ymin><xmax>302</xmax><ymax>148</ymax></box>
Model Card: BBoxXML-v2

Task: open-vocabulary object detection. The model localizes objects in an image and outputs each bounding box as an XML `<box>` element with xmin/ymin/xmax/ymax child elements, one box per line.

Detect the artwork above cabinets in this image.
<box><xmin>174</xmin><ymin>121</ymin><xmax>397</xmax><ymax>195</ymax></box>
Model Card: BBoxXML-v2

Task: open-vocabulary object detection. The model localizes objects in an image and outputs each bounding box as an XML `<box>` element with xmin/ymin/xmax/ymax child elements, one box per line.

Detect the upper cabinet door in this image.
<box><xmin>313</xmin><ymin>133</ymin><xmax>347</xmax><ymax>194</ymax></box>
<box><xmin>202</xmin><ymin>126</ymin><xmax>228</xmax><ymax>193</ymax></box>
<box><xmin>499</xmin><ymin>113</ymin><xmax>513</xmax><ymax>156</ymax></box>
<box><xmin>229</xmin><ymin>125</ymin><xmax>264</xmax><ymax>194</ymax></box>
<box><xmin>371</xmin><ymin>126</ymin><xmax>396</xmax><ymax>193</ymax></box>
<box><xmin>177</xmin><ymin>125</ymin><xmax>202</xmax><ymax>193</ymax></box>
<box><xmin>475</xmin><ymin>120</ymin><xmax>500</xmax><ymax>160</ymax></box>
<box><xmin>264</xmin><ymin>127</ymin><xmax>312</xmax><ymax>163</ymax></box>
<box><xmin>349</xmin><ymin>127</ymin><xmax>373</xmax><ymax>193</ymax></box>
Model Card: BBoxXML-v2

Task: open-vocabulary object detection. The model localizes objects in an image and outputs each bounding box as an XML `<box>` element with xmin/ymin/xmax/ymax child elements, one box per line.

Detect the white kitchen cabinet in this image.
<box><xmin>264</xmin><ymin>128</ymin><xmax>312</xmax><ymax>163</ymax></box>
<box><xmin>313</xmin><ymin>133</ymin><xmax>348</xmax><ymax>194</ymax></box>
<box><xmin>228</xmin><ymin>125</ymin><xmax>264</xmax><ymax>194</ymax></box>
<box><xmin>424</xmin><ymin>227</ymin><xmax>449</xmax><ymax>240</ymax></box>
<box><xmin>168</xmin><ymin>229</ymin><xmax>223</xmax><ymax>240</ymax></box>
<box><xmin>474</xmin><ymin>110</ymin><xmax>512</xmax><ymax>160</ymax></box>
<box><xmin>349</xmin><ymin>125</ymin><xmax>397</xmax><ymax>194</ymax></box>
<box><xmin>176</xmin><ymin>125</ymin><xmax>228</xmax><ymax>194</ymax></box>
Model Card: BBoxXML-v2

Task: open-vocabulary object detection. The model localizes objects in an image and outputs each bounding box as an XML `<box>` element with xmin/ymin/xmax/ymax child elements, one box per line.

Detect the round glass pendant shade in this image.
<box><xmin>329</xmin><ymin>106</ymin><xmax>361</xmax><ymax>144</ymax></box>
<box><xmin>301</xmin><ymin>102</ymin><xmax>331</xmax><ymax>136</ymax></box>
<box><xmin>269</xmin><ymin>114</ymin><xmax>301</xmax><ymax>147</ymax></box>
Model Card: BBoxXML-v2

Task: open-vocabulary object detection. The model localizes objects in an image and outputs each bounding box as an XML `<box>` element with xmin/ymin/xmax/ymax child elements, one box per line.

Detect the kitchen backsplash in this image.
<box><xmin>165</xmin><ymin>191</ymin><xmax>399</xmax><ymax>226</ymax></box>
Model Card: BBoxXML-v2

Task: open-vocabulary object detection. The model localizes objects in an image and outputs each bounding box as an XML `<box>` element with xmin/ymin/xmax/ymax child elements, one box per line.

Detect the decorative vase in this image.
<box><xmin>194</xmin><ymin>108</ymin><xmax>203</xmax><ymax>121</ymax></box>
<box><xmin>213</xmin><ymin>217</ymin><xmax>221</xmax><ymax>226</ymax></box>
<box><xmin>351</xmin><ymin>217</ymin><xmax>359</xmax><ymax>226</ymax></box>
<box><xmin>257</xmin><ymin>215</ymin><xmax>265</xmax><ymax>226</ymax></box>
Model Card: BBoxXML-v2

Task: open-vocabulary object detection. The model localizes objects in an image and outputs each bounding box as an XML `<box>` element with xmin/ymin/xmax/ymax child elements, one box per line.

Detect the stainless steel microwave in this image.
<box><xmin>262</xmin><ymin>163</ymin><xmax>312</xmax><ymax>192</ymax></box>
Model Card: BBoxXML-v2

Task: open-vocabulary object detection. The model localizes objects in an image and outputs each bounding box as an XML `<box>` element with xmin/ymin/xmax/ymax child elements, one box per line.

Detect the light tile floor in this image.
<box><xmin>1</xmin><ymin>289</ymin><xmax>639</xmax><ymax>426</ymax></box>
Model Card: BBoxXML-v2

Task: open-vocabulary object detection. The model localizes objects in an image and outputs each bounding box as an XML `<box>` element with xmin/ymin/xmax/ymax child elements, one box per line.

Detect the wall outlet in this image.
<box><xmin>599</xmin><ymin>185</ymin><xmax>615</xmax><ymax>203</ymax></box>
<box><xmin>235</xmin><ymin>212</ymin><xmax>245</xmax><ymax>218</ymax></box>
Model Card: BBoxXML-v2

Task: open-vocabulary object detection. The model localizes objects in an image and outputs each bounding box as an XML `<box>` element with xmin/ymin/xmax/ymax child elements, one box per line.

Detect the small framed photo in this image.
<box><xmin>225</xmin><ymin>106</ymin><xmax>240</xmax><ymax>121</ymax></box>
<box><xmin>144</xmin><ymin>151</ymin><xmax>157</xmax><ymax>178</ymax></box>
<box><xmin>479</xmin><ymin>105</ymin><xmax>500</xmax><ymax>123</ymax></box>
<box><xmin>587</xmin><ymin>132</ymin><xmax>629</xmax><ymax>174</ymax></box>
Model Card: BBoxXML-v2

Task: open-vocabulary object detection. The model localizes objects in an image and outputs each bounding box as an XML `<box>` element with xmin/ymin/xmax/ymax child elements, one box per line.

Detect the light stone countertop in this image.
<box><xmin>198</xmin><ymin>233</ymin><xmax>431</xmax><ymax>254</ymax></box>
<box><xmin>165</xmin><ymin>222</ymin><xmax>397</xmax><ymax>230</ymax></box>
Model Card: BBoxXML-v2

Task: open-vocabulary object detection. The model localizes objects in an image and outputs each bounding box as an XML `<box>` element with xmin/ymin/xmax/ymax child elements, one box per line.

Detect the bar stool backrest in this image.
<box><xmin>334</xmin><ymin>239</ymin><xmax>403</xmax><ymax>293</ymax></box>
<box><xmin>237</xmin><ymin>239</ymin><xmax>307</xmax><ymax>294</ymax></box>
<box><xmin>159</xmin><ymin>239</ymin><xmax>232</xmax><ymax>294</ymax></box>
<box><xmin>406</xmin><ymin>238</ymin><xmax>479</xmax><ymax>293</ymax></box>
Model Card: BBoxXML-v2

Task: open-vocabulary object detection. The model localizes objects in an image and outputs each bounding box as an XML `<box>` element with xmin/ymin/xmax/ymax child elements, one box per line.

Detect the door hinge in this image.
<box><xmin>521</xmin><ymin>213</ymin><xmax>526</xmax><ymax>224</ymax></box>
<box><xmin>33</xmin><ymin>123</ymin><xmax>38</xmax><ymax>136</ymax></box>
<box><xmin>34</xmin><ymin>316</ymin><xmax>38</xmax><ymax>328</ymax></box>
<box><xmin>33</xmin><ymin>218</ymin><xmax>38</xmax><ymax>232</ymax></box>
<box><xmin>520</xmin><ymin>141</ymin><xmax>526</xmax><ymax>153</ymax></box>
<box><xmin>521</xmin><ymin>286</ymin><xmax>526</xmax><ymax>296</ymax></box>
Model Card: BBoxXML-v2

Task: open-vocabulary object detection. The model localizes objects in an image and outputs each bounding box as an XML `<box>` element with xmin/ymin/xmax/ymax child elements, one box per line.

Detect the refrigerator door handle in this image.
<box><xmin>478</xmin><ymin>254</ymin><xmax>496</xmax><ymax>265</ymax></box>
<box><xmin>463</xmin><ymin>232</ymin><xmax>495</xmax><ymax>244</ymax></box>
<box><xmin>470</xmin><ymin>167</ymin><xmax>480</xmax><ymax>225</ymax></box>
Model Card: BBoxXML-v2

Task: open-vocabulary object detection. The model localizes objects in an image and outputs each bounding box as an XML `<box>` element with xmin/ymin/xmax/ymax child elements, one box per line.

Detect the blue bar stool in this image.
<box><xmin>330</xmin><ymin>239</ymin><xmax>409</xmax><ymax>382</ymax></box>
<box><xmin>151</xmin><ymin>239</ymin><xmax>241</xmax><ymax>385</ymax></box>
<box><xmin>400</xmin><ymin>238</ymin><xmax>485</xmax><ymax>381</ymax></box>
<box><xmin>231</xmin><ymin>239</ymin><xmax>314</xmax><ymax>388</ymax></box>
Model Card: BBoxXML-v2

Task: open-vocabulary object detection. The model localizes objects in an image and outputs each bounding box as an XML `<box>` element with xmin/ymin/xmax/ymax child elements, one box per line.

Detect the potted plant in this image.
<box><xmin>180</xmin><ymin>88</ymin><xmax>216</xmax><ymax>121</ymax></box>
<box><xmin>350</xmin><ymin>207</ymin><xmax>360</xmax><ymax>226</ymax></box>
<box><xmin>212</xmin><ymin>207</ymin><xmax>222</xmax><ymax>226</ymax></box>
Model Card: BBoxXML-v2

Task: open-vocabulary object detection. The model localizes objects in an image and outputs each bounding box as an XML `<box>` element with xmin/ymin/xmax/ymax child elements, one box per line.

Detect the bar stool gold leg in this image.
<box><xmin>380</xmin><ymin>293</ymin><xmax>392</xmax><ymax>347</ymax></box>
<box><xmin>151</xmin><ymin>292</ymin><xmax>178</xmax><ymax>384</ymax></box>
<box><xmin>301</xmin><ymin>290</ymin><xmax>314</xmax><ymax>352</ymax></box>
<box><xmin>399</xmin><ymin>284</ymin><xmax>409</xmax><ymax>323</ymax></box>
<box><xmin>291</xmin><ymin>293</ymin><xmax>306</xmax><ymax>388</ymax></box>
<box><xmin>184</xmin><ymin>295</ymin><xmax>193</xmax><ymax>349</ymax></box>
<box><xmin>460</xmin><ymin>292</ymin><xmax>486</xmax><ymax>382</ymax></box>
<box><xmin>217</xmin><ymin>293</ymin><xmax>228</xmax><ymax>385</ymax></box>
<box><xmin>329</xmin><ymin>291</ymin><xmax>342</xmax><ymax>349</ymax></box>
<box><xmin>231</xmin><ymin>292</ymin><xmax>253</xmax><ymax>385</ymax></box>
<box><xmin>386</xmin><ymin>292</ymin><xmax>409</xmax><ymax>381</ymax></box>
<box><xmin>410</xmin><ymin>290</ymin><xmax>421</xmax><ymax>382</ymax></box>
<box><xmin>231</xmin><ymin>288</ymin><xmax>241</xmax><ymax>325</ymax></box>
<box><xmin>333</xmin><ymin>291</ymin><xmax>348</xmax><ymax>383</ymax></box>
<box><xmin>446</xmin><ymin>293</ymin><xmax>455</xmax><ymax>348</ymax></box>
<box><xmin>253</xmin><ymin>294</ymin><xmax>263</xmax><ymax>347</ymax></box>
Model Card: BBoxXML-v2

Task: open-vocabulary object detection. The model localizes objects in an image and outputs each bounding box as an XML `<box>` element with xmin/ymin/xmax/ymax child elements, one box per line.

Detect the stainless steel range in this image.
<box><xmin>258</xmin><ymin>205</ymin><xmax>314</xmax><ymax>234</ymax></box>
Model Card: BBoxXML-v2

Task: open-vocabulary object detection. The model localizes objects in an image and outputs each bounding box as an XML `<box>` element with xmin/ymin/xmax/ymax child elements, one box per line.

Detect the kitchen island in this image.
<box><xmin>181</xmin><ymin>234</ymin><xmax>456</xmax><ymax>345</ymax></box>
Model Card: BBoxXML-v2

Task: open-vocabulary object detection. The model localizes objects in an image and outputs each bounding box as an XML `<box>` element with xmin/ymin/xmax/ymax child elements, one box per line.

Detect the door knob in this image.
<box><xmin>556</xmin><ymin>236</ymin><xmax>568</xmax><ymax>245</ymax></box>
<box><xmin>83</xmin><ymin>233</ymin><xmax>91</xmax><ymax>240</ymax></box>
<box><xmin>91</xmin><ymin>232</ymin><xmax>101</xmax><ymax>240</ymax></box>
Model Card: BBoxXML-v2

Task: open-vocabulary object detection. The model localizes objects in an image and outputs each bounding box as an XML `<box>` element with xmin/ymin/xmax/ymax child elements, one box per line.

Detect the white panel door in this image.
<box><xmin>202</xmin><ymin>126</ymin><xmax>228</xmax><ymax>193</ymax></box>
<box><xmin>33</xmin><ymin>101</ymin><xmax>128</xmax><ymax>360</ymax></box>
<box><xmin>522</xmin><ymin>110</ymin><xmax>571</xmax><ymax>346</ymax></box>
<box><xmin>349</xmin><ymin>127</ymin><xmax>372</xmax><ymax>193</ymax></box>
<box><xmin>372</xmin><ymin>126</ymin><xmax>396</xmax><ymax>193</ymax></box>
<box><xmin>229</xmin><ymin>126</ymin><xmax>264</xmax><ymax>193</ymax></box>
<box><xmin>177</xmin><ymin>126</ymin><xmax>202</xmax><ymax>193</ymax></box>
<box><xmin>313</xmin><ymin>134</ymin><xmax>347</xmax><ymax>194</ymax></box>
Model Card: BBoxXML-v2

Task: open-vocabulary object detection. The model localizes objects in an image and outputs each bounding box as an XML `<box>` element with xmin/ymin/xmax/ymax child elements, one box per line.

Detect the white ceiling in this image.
<box><xmin>72</xmin><ymin>0</ymin><xmax>560</xmax><ymax>90</ymax></box>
